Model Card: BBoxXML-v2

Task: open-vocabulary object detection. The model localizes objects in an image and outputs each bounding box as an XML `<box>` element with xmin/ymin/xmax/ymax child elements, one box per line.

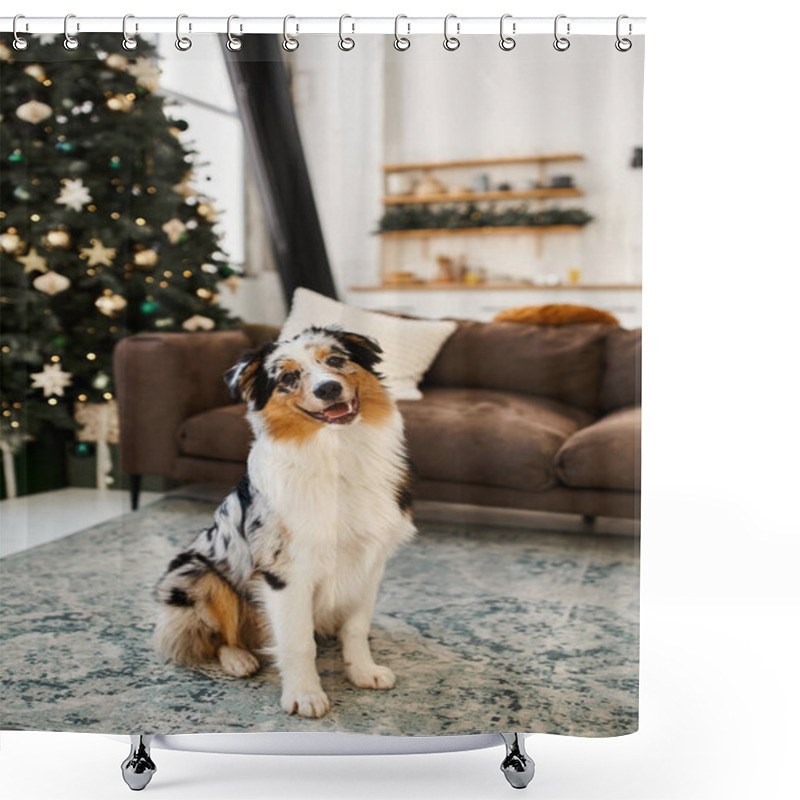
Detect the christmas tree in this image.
<box><xmin>0</xmin><ymin>34</ymin><xmax>240</xmax><ymax>492</ymax></box>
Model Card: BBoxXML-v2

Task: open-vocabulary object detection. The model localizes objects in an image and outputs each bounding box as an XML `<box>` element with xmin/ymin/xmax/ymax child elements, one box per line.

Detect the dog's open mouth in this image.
<box><xmin>302</xmin><ymin>394</ymin><xmax>360</xmax><ymax>425</ymax></box>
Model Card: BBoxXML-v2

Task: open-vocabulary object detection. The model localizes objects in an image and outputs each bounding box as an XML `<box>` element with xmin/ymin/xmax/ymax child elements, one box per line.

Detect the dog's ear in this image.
<box><xmin>331</xmin><ymin>330</ymin><xmax>383</xmax><ymax>373</ymax></box>
<box><xmin>224</xmin><ymin>342</ymin><xmax>278</xmax><ymax>409</ymax></box>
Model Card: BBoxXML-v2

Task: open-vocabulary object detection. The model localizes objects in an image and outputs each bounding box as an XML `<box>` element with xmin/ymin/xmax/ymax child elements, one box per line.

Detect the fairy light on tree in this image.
<box><xmin>0</xmin><ymin>33</ymin><xmax>242</xmax><ymax>496</ymax></box>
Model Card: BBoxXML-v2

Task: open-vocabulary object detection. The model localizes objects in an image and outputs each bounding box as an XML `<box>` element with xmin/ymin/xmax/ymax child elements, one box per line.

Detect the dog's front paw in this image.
<box><xmin>219</xmin><ymin>646</ymin><xmax>261</xmax><ymax>677</ymax></box>
<box><xmin>281</xmin><ymin>687</ymin><xmax>331</xmax><ymax>718</ymax></box>
<box><xmin>346</xmin><ymin>663</ymin><xmax>396</xmax><ymax>690</ymax></box>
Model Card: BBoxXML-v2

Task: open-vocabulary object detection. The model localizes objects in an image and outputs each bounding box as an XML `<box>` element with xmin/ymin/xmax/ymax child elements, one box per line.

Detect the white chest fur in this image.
<box><xmin>247</xmin><ymin>411</ymin><xmax>415</xmax><ymax>626</ymax></box>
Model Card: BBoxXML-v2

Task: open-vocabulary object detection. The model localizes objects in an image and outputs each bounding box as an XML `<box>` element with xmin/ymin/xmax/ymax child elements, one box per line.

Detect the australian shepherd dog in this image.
<box><xmin>154</xmin><ymin>327</ymin><xmax>416</xmax><ymax>718</ymax></box>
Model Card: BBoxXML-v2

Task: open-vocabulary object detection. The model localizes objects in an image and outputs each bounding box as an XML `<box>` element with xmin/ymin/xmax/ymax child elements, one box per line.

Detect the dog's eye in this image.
<box><xmin>280</xmin><ymin>370</ymin><xmax>299</xmax><ymax>386</ymax></box>
<box><xmin>326</xmin><ymin>356</ymin><xmax>346</xmax><ymax>369</ymax></box>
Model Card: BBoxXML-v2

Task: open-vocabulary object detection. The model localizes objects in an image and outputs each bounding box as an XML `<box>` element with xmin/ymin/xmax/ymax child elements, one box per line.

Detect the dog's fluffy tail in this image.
<box><xmin>154</xmin><ymin>551</ymin><xmax>255</xmax><ymax>667</ymax></box>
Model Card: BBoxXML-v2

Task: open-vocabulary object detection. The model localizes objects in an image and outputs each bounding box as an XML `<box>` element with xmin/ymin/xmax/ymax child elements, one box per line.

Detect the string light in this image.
<box><xmin>86</xmin><ymin>352</ymin><xmax>97</xmax><ymax>361</ymax></box>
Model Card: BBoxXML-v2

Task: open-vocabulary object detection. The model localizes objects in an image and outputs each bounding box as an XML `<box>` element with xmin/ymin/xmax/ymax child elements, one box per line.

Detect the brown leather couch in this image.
<box><xmin>114</xmin><ymin>320</ymin><xmax>640</xmax><ymax>519</ymax></box>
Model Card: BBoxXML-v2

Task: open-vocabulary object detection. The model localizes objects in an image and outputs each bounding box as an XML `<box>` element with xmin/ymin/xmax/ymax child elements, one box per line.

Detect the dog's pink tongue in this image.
<box><xmin>324</xmin><ymin>402</ymin><xmax>351</xmax><ymax>419</ymax></box>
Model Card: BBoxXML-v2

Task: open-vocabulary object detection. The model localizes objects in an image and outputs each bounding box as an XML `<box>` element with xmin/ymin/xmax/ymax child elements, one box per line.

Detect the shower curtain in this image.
<box><xmin>0</xmin><ymin>22</ymin><xmax>643</xmax><ymax>741</ymax></box>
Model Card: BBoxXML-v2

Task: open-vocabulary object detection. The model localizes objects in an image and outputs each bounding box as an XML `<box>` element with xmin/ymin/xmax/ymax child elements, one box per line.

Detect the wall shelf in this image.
<box><xmin>350</xmin><ymin>282</ymin><xmax>642</xmax><ymax>292</ymax></box>
<box><xmin>378</xmin><ymin>225</ymin><xmax>583</xmax><ymax>239</ymax></box>
<box><xmin>382</xmin><ymin>188</ymin><xmax>584</xmax><ymax>205</ymax></box>
<box><xmin>382</xmin><ymin>153</ymin><xmax>585</xmax><ymax>173</ymax></box>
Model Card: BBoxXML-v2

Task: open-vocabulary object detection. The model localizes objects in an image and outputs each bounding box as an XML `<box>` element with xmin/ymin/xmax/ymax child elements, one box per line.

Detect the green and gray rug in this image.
<box><xmin>0</xmin><ymin>496</ymin><xmax>638</xmax><ymax>737</ymax></box>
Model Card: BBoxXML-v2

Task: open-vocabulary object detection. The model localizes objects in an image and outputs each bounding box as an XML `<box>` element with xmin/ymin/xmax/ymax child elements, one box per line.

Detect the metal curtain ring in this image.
<box><xmin>226</xmin><ymin>15</ymin><xmax>242</xmax><ymax>51</ymax></box>
<box><xmin>283</xmin><ymin>15</ymin><xmax>299</xmax><ymax>51</ymax></box>
<box><xmin>122</xmin><ymin>14</ymin><xmax>138</xmax><ymax>51</ymax></box>
<box><xmin>553</xmin><ymin>14</ymin><xmax>570</xmax><ymax>51</ymax></box>
<box><xmin>394</xmin><ymin>14</ymin><xmax>411</xmax><ymax>51</ymax></box>
<box><xmin>499</xmin><ymin>14</ymin><xmax>516</xmax><ymax>51</ymax></box>
<box><xmin>615</xmin><ymin>14</ymin><xmax>632</xmax><ymax>51</ymax></box>
<box><xmin>175</xmin><ymin>14</ymin><xmax>192</xmax><ymax>51</ymax></box>
<box><xmin>443</xmin><ymin>14</ymin><xmax>460</xmax><ymax>51</ymax></box>
<box><xmin>338</xmin><ymin>14</ymin><xmax>355</xmax><ymax>51</ymax></box>
<box><xmin>63</xmin><ymin>13</ymin><xmax>79</xmax><ymax>50</ymax></box>
<box><xmin>12</xmin><ymin>14</ymin><xmax>28</xmax><ymax>51</ymax></box>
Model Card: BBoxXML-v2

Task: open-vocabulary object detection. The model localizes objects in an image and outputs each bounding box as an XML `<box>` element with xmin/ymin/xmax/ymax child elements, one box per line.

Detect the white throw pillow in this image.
<box><xmin>279</xmin><ymin>288</ymin><xmax>457</xmax><ymax>400</ymax></box>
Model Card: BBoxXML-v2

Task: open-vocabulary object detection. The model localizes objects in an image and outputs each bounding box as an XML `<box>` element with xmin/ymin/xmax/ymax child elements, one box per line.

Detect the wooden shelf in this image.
<box><xmin>378</xmin><ymin>225</ymin><xmax>584</xmax><ymax>239</ymax></box>
<box><xmin>350</xmin><ymin>283</ymin><xmax>642</xmax><ymax>292</ymax></box>
<box><xmin>383</xmin><ymin>153</ymin><xmax>585</xmax><ymax>173</ymax></box>
<box><xmin>383</xmin><ymin>188</ymin><xmax>584</xmax><ymax>205</ymax></box>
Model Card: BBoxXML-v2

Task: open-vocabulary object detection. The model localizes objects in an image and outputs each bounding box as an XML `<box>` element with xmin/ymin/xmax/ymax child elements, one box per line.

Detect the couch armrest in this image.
<box><xmin>114</xmin><ymin>330</ymin><xmax>253</xmax><ymax>478</ymax></box>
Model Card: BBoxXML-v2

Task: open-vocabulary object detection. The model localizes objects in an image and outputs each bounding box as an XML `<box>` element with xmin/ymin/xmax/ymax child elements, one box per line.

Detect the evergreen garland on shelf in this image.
<box><xmin>0</xmin><ymin>34</ymin><xmax>240</xmax><ymax>471</ymax></box>
<box><xmin>377</xmin><ymin>203</ymin><xmax>593</xmax><ymax>233</ymax></box>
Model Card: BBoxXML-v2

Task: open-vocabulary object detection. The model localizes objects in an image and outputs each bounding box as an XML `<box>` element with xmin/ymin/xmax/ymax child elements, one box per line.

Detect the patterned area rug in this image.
<box><xmin>0</xmin><ymin>496</ymin><xmax>638</xmax><ymax>737</ymax></box>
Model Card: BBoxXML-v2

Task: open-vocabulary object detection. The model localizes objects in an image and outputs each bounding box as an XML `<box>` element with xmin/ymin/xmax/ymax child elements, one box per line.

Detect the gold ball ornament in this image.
<box><xmin>33</xmin><ymin>270</ymin><xmax>71</xmax><ymax>296</ymax></box>
<box><xmin>44</xmin><ymin>229</ymin><xmax>72</xmax><ymax>249</ymax></box>
<box><xmin>105</xmin><ymin>54</ymin><xmax>129</xmax><ymax>71</ymax></box>
<box><xmin>107</xmin><ymin>94</ymin><xmax>135</xmax><ymax>113</ymax></box>
<box><xmin>133</xmin><ymin>249</ymin><xmax>159</xmax><ymax>269</ymax></box>
<box><xmin>196</xmin><ymin>203</ymin><xmax>217</xmax><ymax>221</ymax></box>
<box><xmin>95</xmin><ymin>293</ymin><xmax>127</xmax><ymax>317</ymax></box>
<box><xmin>1</xmin><ymin>232</ymin><xmax>23</xmax><ymax>254</ymax></box>
<box><xmin>23</xmin><ymin>64</ymin><xmax>47</xmax><ymax>82</ymax></box>
<box><xmin>16</xmin><ymin>99</ymin><xmax>53</xmax><ymax>125</ymax></box>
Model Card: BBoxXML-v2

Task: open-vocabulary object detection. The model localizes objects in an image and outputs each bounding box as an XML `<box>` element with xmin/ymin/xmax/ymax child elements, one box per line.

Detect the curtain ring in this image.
<box><xmin>443</xmin><ymin>14</ymin><xmax>460</xmax><ymax>51</ymax></box>
<box><xmin>553</xmin><ymin>14</ymin><xmax>570</xmax><ymax>51</ymax></box>
<box><xmin>499</xmin><ymin>14</ymin><xmax>516</xmax><ymax>51</ymax></box>
<box><xmin>122</xmin><ymin>14</ymin><xmax>138</xmax><ymax>51</ymax></box>
<box><xmin>175</xmin><ymin>14</ymin><xmax>192</xmax><ymax>51</ymax></box>
<box><xmin>615</xmin><ymin>15</ymin><xmax>632</xmax><ymax>51</ymax></box>
<box><xmin>394</xmin><ymin>14</ymin><xmax>411</xmax><ymax>51</ymax></box>
<box><xmin>338</xmin><ymin>14</ymin><xmax>355</xmax><ymax>51</ymax></box>
<box><xmin>12</xmin><ymin>15</ymin><xmax>28</xmax><ymax>51</ymax></box>
<box><xmin>226</xmin><ymin>15</ymin><xmax>243</xmax><ymax>51</ymax></box>
<box><xmin>63</xmin><ymin>13</ymin><xmax>79</xmax><ymax>50</ymax></box>
<box><xmin>283</xmin><ymin>15</ymin><xmax>299</xmax><ymax>51</ymax></box>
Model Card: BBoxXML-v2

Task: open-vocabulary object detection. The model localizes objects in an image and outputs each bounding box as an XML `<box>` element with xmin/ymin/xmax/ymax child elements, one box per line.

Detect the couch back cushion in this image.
<box><xmin>423</xmin><ymin>320</ymin><xmax>609</xmax><ymax>412</ymax></box>
<box><xmin>600</xmin><ymin>327</ymin><xmax>641</xmax><ymax>412</ymax></box>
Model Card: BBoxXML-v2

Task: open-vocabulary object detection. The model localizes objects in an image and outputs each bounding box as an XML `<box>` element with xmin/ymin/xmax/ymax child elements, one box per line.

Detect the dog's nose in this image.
<box><xmin>313</xmin><ymin>380</ymin><xmax>342</xmax><ymax>401</ymax></box>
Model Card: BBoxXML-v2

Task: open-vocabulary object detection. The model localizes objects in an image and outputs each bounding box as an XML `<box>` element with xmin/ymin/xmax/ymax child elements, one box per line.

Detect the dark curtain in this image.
<box><xmin>221</xmin><ymin>36</ymin><xmax>337</xmax><ymax>304</ymax></box>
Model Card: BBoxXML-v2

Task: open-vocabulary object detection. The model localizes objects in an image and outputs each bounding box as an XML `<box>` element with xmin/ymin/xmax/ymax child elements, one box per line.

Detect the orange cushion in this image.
<box><xmin>494</xmin><ymin>303</ymin><xmax>619</xmax><ymax>327</ymax></box>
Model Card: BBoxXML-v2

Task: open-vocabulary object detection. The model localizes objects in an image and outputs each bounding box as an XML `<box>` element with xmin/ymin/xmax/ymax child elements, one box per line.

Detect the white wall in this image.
<box><xmin>291</xmin><ymin>34</ymin><xmax>643</xmax><ymax>293</ymax></box>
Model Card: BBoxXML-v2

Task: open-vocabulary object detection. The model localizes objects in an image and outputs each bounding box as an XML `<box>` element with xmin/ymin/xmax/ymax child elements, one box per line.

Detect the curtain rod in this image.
<box><xmin>1</xmin><ymin>16</ymin><xmax>646</xmax><ymax>37</ymax></box>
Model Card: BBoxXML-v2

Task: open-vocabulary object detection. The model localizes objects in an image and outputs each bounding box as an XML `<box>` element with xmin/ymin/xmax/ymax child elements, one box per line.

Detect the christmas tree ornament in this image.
<box><xmin>92</xmin><ymin>372</ymin><xmax>112</xmax><ymax>390</ymax></box>
<box><xmin>56</xmin><ymin>178</ymin><xmax>93</xmax><ymax>212</ymax></box>
<box><xmin>222</xmin><ymin>274</ymin><xmax>242</xmax><ymax>292</ymax></box>
<box><xmin>74</xmin><ymin>400</ymin><xmax>119</xmax><ymax>488</ymax></box>
<box><xmin>95</xmin><ymin>293</ymin><xmax>127</xmax><ymax>317</ymax></box>
<box><xmin>33</xmin><ymin>270</ymin><xmax>71</xmax><ymax>295</ymax></box>
<box><xmin>0</xmin><ymin>42</ymin><xmax>13</xmax><ymax>62</ymax></box>
<box><xmin>37</xmin><ymin>34</ymin><xmax>57</xmax><ymax>45</ymax></box>
<box><xmin>139</xmin><ymin>299</ymin><xmax>160</xmax><ymax>315</ymax></box>
<box><xmin>171</xmin><ymin>176</ymin><xmax>194</xmax><ymax>198</ymax></box>
<box><xmin>13</xmin><ymin>187</ymin><xmax>32</xmax><ymax>201</ymax></box>
<box><xmin>201</xmin><ymin>263</ymin><xmax>218</xmax><ymax>274</ymax></box>
<box><xmin>30</xmin><ymin>362</ymin><xmax>73</xmax><ymax>397</ymax></box>
<box><xmin>8</xmin><ymin>150</ymin><xmax>23</xmax><ymax>163</ymax></box>
<box><xmin>109</xmin><ymin>156</ymin><xmax>122</xmax><ymax>169</ymax></box>
<box><xmin>127</xmin><ymin>57</ymin><xmax>160</xmax><ymax>91</ymax></box>
<box><xmin>80</xmin><ymin>238</ymin><xmax>117</xmax><ymax>267</ymax></box>
<box><xmin>1</xmin><ymin>231</ymin><xmax>23</xmax><ymax>253</ymax></box>
<box><xmin>16</xmin><ymin>99</ymin><xmax>53</xmax><ymax>125</ymax></box>
<box><xmin>182</xmin><ymin>314</ymin><xmax>216</xmax><ymax>331</ymax></box>
<box><xmin>43</xmin><ymin>229</ymin><xmax>72</xmax><ymax>248</ymax></box>
<box><xmin>162</xmin><ymin>218</ymin><xmax>186</xmax><ymax>244</ymax></box>
<box><xmin>105</xmin><ymin>53</ymin><xmax>129</xmax><ymax>71</ymax></box>
<box><xmin>73</xmin><ymin>441</ymin><xmax>95</xmax><ymax>458</ymax></box>
<box><xmin>106</xmin><ymin>94</ymin><xmax>135</xmax><ymax>113</ymax></box>
<box><xmin>133</xmin><ymin>248</ymin><xmax>158</xmax><ymax>268</ymax></box>
<box><xmin>16</xmin><ymin>247</ymin><xmax>48</xmax><ymax>274</ymax></box>
<box><xmin>196</xmin><ymin>203</ymin><xmax>216</xmax><ymax>220</ymax></box>
<box><xmin>23</xmin><ymin>64</ymin><xmax>47</xmax><ymax>81</ymax></box>
<box><xmin>55</xmin><ymin>141</ymin><xmax>77</xmax><ymax>153</ymax></box>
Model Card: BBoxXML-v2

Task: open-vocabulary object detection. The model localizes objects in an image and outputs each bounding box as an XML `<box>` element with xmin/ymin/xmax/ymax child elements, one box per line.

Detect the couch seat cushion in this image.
<box><xmin>178</xmin><ymin>404</ymin><xmax>251</xmax><ymax>463</ymax></box>
<box><xmin>398</xmin><ymin>388</ymin><xmax>593</xmax><ymax>493</ymax></box>
<box><xmin>553</xmin><ymin>406</ymin><xmax>641</xmax><ymax>491</ymax></box>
